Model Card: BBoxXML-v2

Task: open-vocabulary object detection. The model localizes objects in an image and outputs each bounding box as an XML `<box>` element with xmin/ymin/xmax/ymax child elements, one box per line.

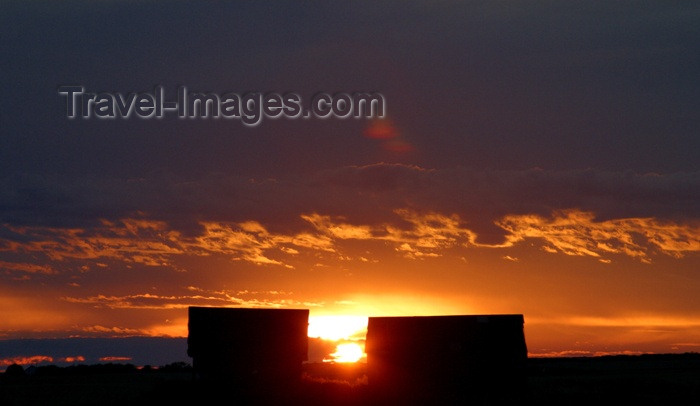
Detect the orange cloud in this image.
<box><xmin>1</xmin><ymin>209</ymin><xmax>696</xmax><ymax>275</ymax></box>
<box><xmin>60</xmin><ymin>356</ymin><xmax>85</xmax><ymax>363</ymax></box>
<box><xmin>301</xmin><ymin>214</ymin><xmax>374</xmax><ymax>240</ymax></box>
<box><xmin>1</xmin><ymin>218</ymin><xmax>335</xmax><ymax>270</ymax></box>
<box><xmin>497</xmin><ymin>210</ymin><xmax>700</xmax><ymax>262</ymax></box>
<box><xmin>80</xmin><ymin>325</ymin><xmax>145</xmax><ymax>336</ymax></box>
<box><xmin>0</xmin><ymin>355</ymin><xmax>53</xmax><ymax>366</ymax></box>
<box><xmin>64</xmin><ymin>288</ymin><xmax>325</xmax><ymax>312</ymax></box>
<box><xmin>302</xmin><ymin>210</ymin><xmax>478</xmax><ymax>259</ymax></box>
<box><xmin>528</xmin><ymin>350</ymin><xmax>648</xmax><ymax>358</ymax></box>
<box><xmin>2</xmin><ymin>220</ymin><xmax>184</xmax><ymax>266</ymax></box>
<box><xmin>64</xmin><ymin>293</ymin><xmax>240</xmax><ymax>310</ymax></box>
<box><xmin>388</xmin><ymin>209</ymin><xmax>478</xmax><ymax>250</ymax></box>
<box><xmin>188</xmin><ymin>220</ymin><xmax>339</xmax><ymax>267</ymax></box>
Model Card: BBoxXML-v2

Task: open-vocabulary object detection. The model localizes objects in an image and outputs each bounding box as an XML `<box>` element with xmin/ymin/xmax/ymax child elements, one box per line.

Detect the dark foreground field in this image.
<box><xmin>1</xmin><ymin>354</ymin><xmax>699</xmax><ymax>405</ymax></box>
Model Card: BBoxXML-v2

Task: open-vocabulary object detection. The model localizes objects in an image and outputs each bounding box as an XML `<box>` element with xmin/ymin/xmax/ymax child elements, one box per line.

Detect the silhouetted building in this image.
<box><xmin>366</xmin><ymin>314</ymin><xmax>527</xmax><ymax>404</ymax></box>
<box><xmin>187</xmin><ymin>307</ymin><xmax>309</xmax><ymax>386</ymax></box>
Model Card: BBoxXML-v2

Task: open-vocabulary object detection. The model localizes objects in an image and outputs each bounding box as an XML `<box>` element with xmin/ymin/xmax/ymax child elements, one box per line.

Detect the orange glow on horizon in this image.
<box><xmin>307</xmin><ymin>315</ymin><xmax>368</xmax><ymax>341</ymax></box>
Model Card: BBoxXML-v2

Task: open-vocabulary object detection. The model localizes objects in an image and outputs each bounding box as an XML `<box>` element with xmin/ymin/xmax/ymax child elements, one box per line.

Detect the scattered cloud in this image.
<box><xmin>498</xmin><ymin>210</ymin><xmax>700</xmax><ymax>262</ymax></box>
<box><xmin>0</xmin><ymin>260</ymin><xmax>56</xmax><ymax>275</ymax></box>
<box><xmin>99</xmin><ymin>356</ymin><xmax>132</xmax><ymax>361</ymax></box>
<box><xmin>60</xmin><ymin>355</ymin><xmax>85</xmax><ymax>363</ymax></box>
<box><xmin>63</xmin><ymin>288</ymin><xmax>324</xmax><ymax>312</ymax></box>
<box><xmin>63</xmin><ymin>293</ymin><xmax>241</xmax><ymax>310</ymax></box>
<box><xmin>1</xmin><ymin>220</ymin><xmax>184</xmax><ymax>267</ymax></box>
<box><xmin>79</xmin><ymin>325</ymin><xmax>146</xmax><ymax>336</ymax></box>
<box><xmin>1</xmin><ymin>206</ymin><xmax>697</xmax><ymax>278</ymax></box>
<box><xmin>0</xmin><ymin>355</ymin><xmax>53</xmax><ymax>366</ymax></box>
<box><xmin>528</xmin><ymin>350</ymin><xmax>592</xmax><ymax>358</ymax></box>
<box><xmin>528</xmin><ymin>350</ymin><xmax>648</xmax><ymax>358</ymax></box>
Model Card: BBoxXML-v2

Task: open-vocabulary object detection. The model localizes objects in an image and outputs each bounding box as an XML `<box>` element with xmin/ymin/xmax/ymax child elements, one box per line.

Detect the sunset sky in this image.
<box><xmin>1</xmin><ymin>1</ymin><xmax>699</xmax><ymax>363</ymax></box>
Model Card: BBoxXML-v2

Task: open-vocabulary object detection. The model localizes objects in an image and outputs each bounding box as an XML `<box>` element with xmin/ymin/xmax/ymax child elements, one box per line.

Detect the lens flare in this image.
<box><xmin>364</xmin><ymin>118</ymin><xmax>398</xmax><ymax>139</ymax></box>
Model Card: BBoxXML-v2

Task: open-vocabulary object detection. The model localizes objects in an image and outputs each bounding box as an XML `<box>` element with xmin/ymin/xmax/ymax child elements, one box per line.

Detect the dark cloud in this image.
<box><xmin>1</xmin><ymin>1</ymin><xmax>698</xmax><ymax>180</ymax></box>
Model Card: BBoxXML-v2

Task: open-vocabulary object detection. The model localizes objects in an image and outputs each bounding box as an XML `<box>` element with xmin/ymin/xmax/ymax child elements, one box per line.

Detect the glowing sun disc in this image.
<box><xmin>330</xmin><ymin>343</ymin><xmax>364</xmax><ymax>363</ymax></box>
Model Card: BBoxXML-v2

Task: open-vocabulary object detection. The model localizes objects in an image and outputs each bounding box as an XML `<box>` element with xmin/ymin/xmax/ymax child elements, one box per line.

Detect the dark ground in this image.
<box><xmin>1</xmin><ymin>354</ymin><xmax>699</xmax><ymax>405</ymax></box>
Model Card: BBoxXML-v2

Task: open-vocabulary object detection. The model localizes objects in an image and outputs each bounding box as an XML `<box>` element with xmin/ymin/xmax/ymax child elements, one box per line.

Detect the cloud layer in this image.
<box><xmin>2</xmin><ymin>165</ymin><xmax>697</xmax><ymax>275</ymax></box>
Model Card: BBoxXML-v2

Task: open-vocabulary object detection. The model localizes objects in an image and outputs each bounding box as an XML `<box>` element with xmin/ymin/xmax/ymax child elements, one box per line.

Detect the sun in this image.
<box><xmin>330</xmin><ymin>343</ymin><xmax>365</xmax><ymax>363</ymax></box>
<box><xmin>308</xmin><ymin>315</ymin><xmax>368</xmax><ymax>363</ymax></box>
